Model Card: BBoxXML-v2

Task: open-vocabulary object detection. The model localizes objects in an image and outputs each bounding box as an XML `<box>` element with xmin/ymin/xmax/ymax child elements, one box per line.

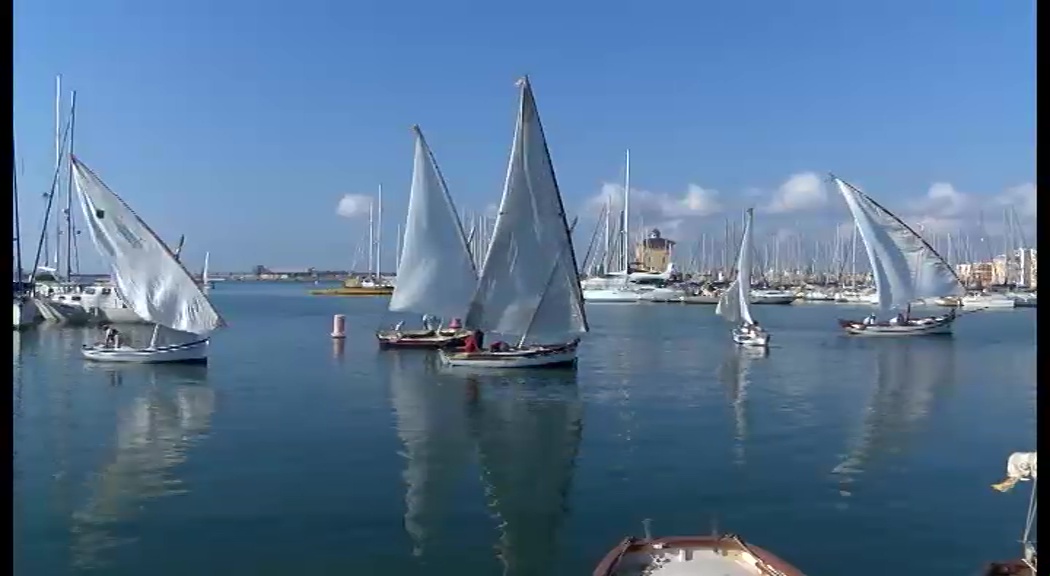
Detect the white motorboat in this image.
<box><xmin>717</xmin><ymin>208</ymin><xmax>770</xmax><ymax>348</ymax></box>
<box><xmin>71</xmin><ymin>155</ymin><xmax>226</xmax><ymax>364</ymax></box>
<box><xmin>830</xmin><ymin>175</ymin><xmax>965</xmax><ymax>337</ymax></box>
<box><xmin>750</xmin><ymin>289</ymin><xmax>796</xmax><ymax>305</ymax></box>
<box><xmin>961</xmin><ymin>293</ymin><xmax>1016</xmax><ymax>309</ymax></box>
<box><xmin>438</xmin><ymin>77</ymin><xmax>588</xmax><ymax>369</ymax></box>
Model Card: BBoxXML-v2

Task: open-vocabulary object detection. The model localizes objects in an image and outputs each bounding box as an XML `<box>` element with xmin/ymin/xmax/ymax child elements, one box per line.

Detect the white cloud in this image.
<box><xmin>585</xmin><ymin>182</ymin><xmax>723</xmax><ymax>221</ymax></box>
<box><xmin>762</xmin><ymin>172</ymin><xmax>828</xmax><ymax>214</ymax></box>
<box><xmin>336</xmin><ymin>194</ymin><xmax>373</xmax><ymax>218</ymax></box>
<box><xmin>907</xmin><ymin>182</ymin><xmax>971</xmax><ymax>218</ymax></box>
<box><xmin>994</xmin><ymin>182</ymin><xmax>1037</xmax><ymax>219</ymax></box>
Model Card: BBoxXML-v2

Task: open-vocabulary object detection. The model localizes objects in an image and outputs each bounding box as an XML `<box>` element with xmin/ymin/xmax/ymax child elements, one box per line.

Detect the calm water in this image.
<box><xmin>13</xmin><ymin>283</ymin><xmax>1037</xmax><ymax>575</ymax></box>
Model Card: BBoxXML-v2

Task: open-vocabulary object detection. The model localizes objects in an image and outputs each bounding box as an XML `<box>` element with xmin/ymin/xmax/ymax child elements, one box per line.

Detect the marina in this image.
<box><xmin>11</xmin><ymin>2</ymin><xmax>1036</xmax><ymax>573</ymax></box>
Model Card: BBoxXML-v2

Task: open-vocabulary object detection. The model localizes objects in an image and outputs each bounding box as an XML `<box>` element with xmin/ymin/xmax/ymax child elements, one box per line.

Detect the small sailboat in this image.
<box><xmin>831</xmin><ymin>175</ymin><xmax>963</xmax><ymax>336</ymax></box>
<box><xmin>438</xmin><ymin>77</ymin><xmax>588</xmax><ymax>369</ymax></box>
<box><xmin>716</xmin><ymin>208</ymin><xmax>769</xmax><ymax>347</ymax></box>
<box><xmin>376</xmin><ymin>126</ymin><xmax>476</xmax><ymax>350</ymax></box>
<box><xmin>592</xmin><ymin>519</ymin><xmax>807</xmax><ymax>576</ymax></box>
<box><xmin>71</xmin><ymin>156</ymin><xmax>225</xmax><ymax>363</ymax></box>
<box><xmin>984</xmin><ymin>452</ymin><xmax>1037</xmax><ymax>575</ymax></box>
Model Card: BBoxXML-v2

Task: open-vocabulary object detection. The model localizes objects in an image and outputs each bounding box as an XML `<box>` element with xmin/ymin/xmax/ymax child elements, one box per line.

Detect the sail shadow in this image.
<box><xmin>386</xmin><ymin>350</ymin><xmax>476</xmax><ymax>563</ymax></box>
<box><xmin>831</xmin><ymin>339</ymin><xmax>956</xmax><ymax>495</ymax></box>
<box><xmin>716</xmin><ymin>345</ymin><xmax>768</xmax><ymax>466</ymax></box>
<box><xmin>465</xmin><ymin>375</ymin><xmax>583</xmax><ymax>576</ymax></box>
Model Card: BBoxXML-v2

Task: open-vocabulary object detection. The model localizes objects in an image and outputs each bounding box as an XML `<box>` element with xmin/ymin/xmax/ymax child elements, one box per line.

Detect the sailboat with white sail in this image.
<box><xmin>72</xmin><ymin>156</ymin><xmax>226</xmax><ymax>363</ymax></box>
<box><xmin>376</xmin><ymin>125</ymin><xmax>476</xmax><ymax>349</ymax></box>
<box><xmin>831</xmin><ymin>175</ymin><xmax>963</xmax><ymax>336</ymax></box>
<box><xmin>438</xmin><ymin>76</ymin><xmax>588</xmax><ymax>369</ymax></box>
<box><xmin>716</xmin><ymin>208</ymin><xmax>769</xmax><ymax>347</ymax></box>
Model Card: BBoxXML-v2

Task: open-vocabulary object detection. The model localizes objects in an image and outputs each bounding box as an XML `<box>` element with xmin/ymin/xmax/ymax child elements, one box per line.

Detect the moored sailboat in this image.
<box><xmin>438</xmin><ymin>76</ymin><xmax>588</xmax><ymax>369</ymax></box>
<box><xmin>716</xmin><ymin>208</ymin><xmax>769</xmax><ymax>347</ymax></box>
<box><xmin>71</xmin><ymin>156</ymin><xmax>226</xmax><ymax>363</ymax></box>
<box><xmin>376</xmin><ymin>126</ymin><xmax>476</xmax><ymax>350</ymax></box>
<box><xmin>831</xmin><ymin>175</ymin><xmax>964</xmax><ymax>336</ymax></box>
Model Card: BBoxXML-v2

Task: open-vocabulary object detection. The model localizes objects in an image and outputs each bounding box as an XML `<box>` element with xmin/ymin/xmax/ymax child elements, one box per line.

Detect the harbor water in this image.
<box><xmin>13</xmin><ymin>282</ymin><xmax>1037</xmax><ymax>575</ymax></box>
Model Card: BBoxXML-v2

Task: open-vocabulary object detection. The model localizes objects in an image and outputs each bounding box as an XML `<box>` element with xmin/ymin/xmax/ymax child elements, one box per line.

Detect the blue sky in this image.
<box><xmin>14</xmin><ymin>0</ymin><xmax>1035</xmax><ymax>273</ymax></box>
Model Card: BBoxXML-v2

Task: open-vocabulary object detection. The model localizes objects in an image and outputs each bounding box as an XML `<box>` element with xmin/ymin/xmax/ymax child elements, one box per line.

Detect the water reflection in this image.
<box><xmin>69</xmin><ymin>364</ymin><xmax>214</xmax><ymax>570</ymax></box>
<box><xmin>832</xmin><ymin>339</ymin><xmax>956</xmax><ymax>492</ymax></box>
<box><xmin>386</xmin><ymin>352</ymin><xmax>473</xmax><ymax>560</ymax></box>
<box><xmin>465</xmin><ymin>371</ymin><xmax>582</xmax><ymax>576</ymax></box>
<box><xmin>717</xmin><ymin>346</ymin><xmax>768</xmax><ymax>465</ymax></box>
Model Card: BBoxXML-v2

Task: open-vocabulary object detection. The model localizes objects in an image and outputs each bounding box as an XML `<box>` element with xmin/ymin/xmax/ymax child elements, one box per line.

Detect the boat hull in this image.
<box><xmin>438</xmin><ymin>340</ymin><xmax>579</xmax><ymax>369</ymax></box>
<box><xmin>376</xmin><ymin>329</ymin><xmax>471</xmax><ymax>349</ymax></box>
<box><xmin>592</xmin><ymin>534</ymin><xmax>807</xmax><ymax>576</ymax></box>
<box><xmin>12</xmin><ymin>298</ymin><xmax>38</xmax><ymax>330</ymax></box>
<box><xmin>582</xmin><ymin>289</ymin><xmax>641</xmax><ymax>302</ymax></box>
<box><xmin>751</xmin><ymin>294</ymin><xmax>796</xmax><ymax>305</ymax></box>
<box><xmin>839</xmin><ymin>313</ymin><xmax>956</xmax><ymax>336</ymax></box>
<box><xmin>732</xmin><ymin>328</ymin><xmax>770</xmax><ymax>347</ymax></box>
<box><xmin>81</xmin><ymin>339</ymin><xmax>209</xmax><ymax>364</ymax></box>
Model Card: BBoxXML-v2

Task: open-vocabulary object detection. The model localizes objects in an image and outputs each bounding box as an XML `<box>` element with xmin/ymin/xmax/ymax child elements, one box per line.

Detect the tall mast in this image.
<box><xmin>622</xmin><ymin>149</ymin><xmax>630</xmax><ymax>273</ymax></box>
<box><xmin>367</xmin><ymin>199</ymin><xmax>374</xmax><ymax>276</ymax></box>
<box><xmin>377</xmin><ymin>184</ymin><xmax>383</xmax><ymax>278</ymax></box>
<box><xmin>48</xmin><ymin>75</ymin><xmax>62</xmax><ymax>272</ymax></box>
<box><xmin>13</xmin><ymin>139</ymin><xmax>23</xmax><ymax>289</ymax></box>
<box><xmin>63</xmin><ymin>90</ymin><xmax>77</xmax><ymax>280</ymax></box>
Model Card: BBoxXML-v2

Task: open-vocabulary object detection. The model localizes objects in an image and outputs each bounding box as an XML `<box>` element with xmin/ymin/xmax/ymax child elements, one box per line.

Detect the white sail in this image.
<box><xmin>389</xmin><ymin>126</ymin><xmax>477</xmax><ymax>320</ymax></box>
<box><xmin>834</xmin><ymin>177</ymin><xmax>964</xmax><ymax>313</ymax></box>
<box><xmin>71</xmin><ymin>156</ymin><xmax>224</xmax><ymax>335</ymax></box>
<box><xmin>717</xmin><ymin>208</ymin><xmax>756</xmax><ymax>326</ymax></box>
<box><xmin>465</xmin><ymin>77</ymin><xmax>588</xmax><ymax>342</ymax></box>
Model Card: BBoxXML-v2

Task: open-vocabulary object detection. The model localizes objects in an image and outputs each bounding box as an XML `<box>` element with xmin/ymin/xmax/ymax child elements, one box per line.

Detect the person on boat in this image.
<box><xmin>103</xmin><ymin>325</ymin><xmax>121</xmax><ymax>348</ymax></box>
<box><xmin>421</xmin><ymin>314</ymin><xmax>438</xmax><ymax>333</ymax></box>
<box><xmin>863</xmin><ymin>313</ymin><xmax>877</xmax><ymax>325</ymax></box>
<box><xmin>473</xmin><ymin>329</ymin><xmax>485</xmax><ymax>350</ymax></box>
<box><xmin>490</xmin><ymin>341</ymin><xmax>510</xmax><ymax>352</ymax></box>
<box><xmin>448</xmin><ymin>317</ymin><xmax>463</xmax><ymax>330</ymax></box>
<box><xmin>462</xmin><ymin>330</ymin><xmax>481</xmax><ymax>353</ymax></box>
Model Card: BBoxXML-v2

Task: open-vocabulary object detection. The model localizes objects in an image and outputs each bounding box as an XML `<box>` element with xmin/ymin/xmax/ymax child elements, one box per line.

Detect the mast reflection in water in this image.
<box><xmin>68</xmin><ymin>365</ymin><xmax>214</xmax><ymax>570</ymax></box>
<box><xmin>466</xmin><ymin>370</ymin><xmax>582</xmax><ymax>576</ymax></box>
<box><xmin>832</xmin><ymin>339</ymin><xmax>956</xmax><ymax>493</ymax></box>
<box><xmin>717</xmin><ymin>345</ymin><xmax>769</xmax><ymax>466</ymax></box>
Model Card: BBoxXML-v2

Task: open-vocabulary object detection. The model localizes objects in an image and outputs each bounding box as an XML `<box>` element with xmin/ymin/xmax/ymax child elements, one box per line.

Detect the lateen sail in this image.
<box><xmin>389</xmin><ymin>126</ymin><xmax>477</xmax><ymax>320</ymax></box>
<box><xmin>465</xmin><ymin>77</ymin><xmax>588</xmax><ymax>342</ymax></box>
<box><xmin>71</xmin><ymin>156</ymin><xmax>224</xmax><ymax>335</ymax></box>
<box><xmin>716</xmin><ymin>208</ymin><xmax>756</xmax><ymax>326</ymax></box>
<box><xmin>834</xmin><ymin>177</ymin><xmax>964</xmax><ymax>313</ymax></box>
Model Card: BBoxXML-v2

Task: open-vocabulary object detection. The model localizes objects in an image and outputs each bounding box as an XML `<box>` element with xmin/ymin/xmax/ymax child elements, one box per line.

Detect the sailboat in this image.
<box><xmin>716</xmin><ymin>208</ymin><xmax>769</xmax><ymax>347</ymax></box>
<box><xmin>438</xmin><ymin>76</ymin><xmax>588</xmax><ymax>369</ymax></box>
<box><xmin>71</xmin><ymin>156</ymin><xmax>226</xmax><ymax>363</ymax></box>
<box><xmin>376</xmin><ymin>126</ymin><xmax>476</xmax><ymax>350</ymax></box>
<box><xmin>984</xmin><ymin>452</ymin><xmax>1037</xmax><ymax>576</ymax></box>
<box><xmin>831</xmin><ymin>175</ymin><xmax>963</xmax><ymax>336</ymax></box>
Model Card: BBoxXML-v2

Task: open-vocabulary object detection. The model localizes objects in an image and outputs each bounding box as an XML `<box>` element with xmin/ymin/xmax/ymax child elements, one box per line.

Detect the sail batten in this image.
<box><xmin>388</xmin><ymin>126</ymin><xmax>478</xmax><ymax>319</ymax></box>
<box><xmin>72</xmin><ymin>156</ymin><xmax>224</xmax><ymax>335</ymax></box>
<box><xmin>465</xmin><ymin>77</ymin><xmax>588</xmax><ymax>342</ymax></box>
<box><xmin>833</xmin><ymin>177</ymin><xmax>964</xmax><ymax>313</ymax></box>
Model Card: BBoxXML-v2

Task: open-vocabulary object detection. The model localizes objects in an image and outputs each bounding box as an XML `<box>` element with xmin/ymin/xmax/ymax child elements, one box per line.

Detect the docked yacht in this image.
<box><xmin>34</xmin><ymin>276</ymin><xmax>145</xmax><ymax>324</ymax></box>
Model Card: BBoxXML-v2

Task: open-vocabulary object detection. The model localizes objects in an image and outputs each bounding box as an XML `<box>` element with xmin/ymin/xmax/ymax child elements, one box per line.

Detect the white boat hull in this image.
<box><xmin>81</xmin><ymin>338</ymin><xmax>210</xmax><ymax>364</ymax></box>
<box><xmin>12</xmin><ymin>298</ymin><xmax>37</xmax><ymax>330</ymax></box>
<box><xmin>582</xmin><ymin>288</ymin><xmax>641</xmax><ymax>302</ymax></box>
<box><xmin>839</xmin><ymin>314</ymin><xmax>956</xmax><ymax>337</ymax></box>
<box><xmin>732</xmin><ymin>328</ymin><xmax>770</xmax><ymax>347</ymax></box>
<box><xmin>438</xmin><ymin>341</ymin><xmax>578</xmax><ymax>369</ymax></box>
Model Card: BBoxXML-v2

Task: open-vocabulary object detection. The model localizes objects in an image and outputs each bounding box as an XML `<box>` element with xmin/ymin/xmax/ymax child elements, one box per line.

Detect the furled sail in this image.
<box><xmin>716</xmin><ymin>208</ymin><xmax>756</xmax><ymax>326</ymax></box>
<box><xmin>992</xmin><ymin>451</ymin><xmax>1038</xmax><ymax>492</ymax></box>
<box><xmin>389</xmin><ymin>126</ymin><xmax>477</xmax><ymax>320</ymax></box>
<box><xmin>71</xmin><ymin>156</ymin><xmax>224</xmax><ymax>335</ymax></box>
<box><xmin>834</xmin><ymin>177</ymin><xmax>964</xmax><ymax>313</ymax></box>
<box><xmin>465</xmin><ymin>77</ymin><xmax>588</xmax><ymax>342</ymax></box>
